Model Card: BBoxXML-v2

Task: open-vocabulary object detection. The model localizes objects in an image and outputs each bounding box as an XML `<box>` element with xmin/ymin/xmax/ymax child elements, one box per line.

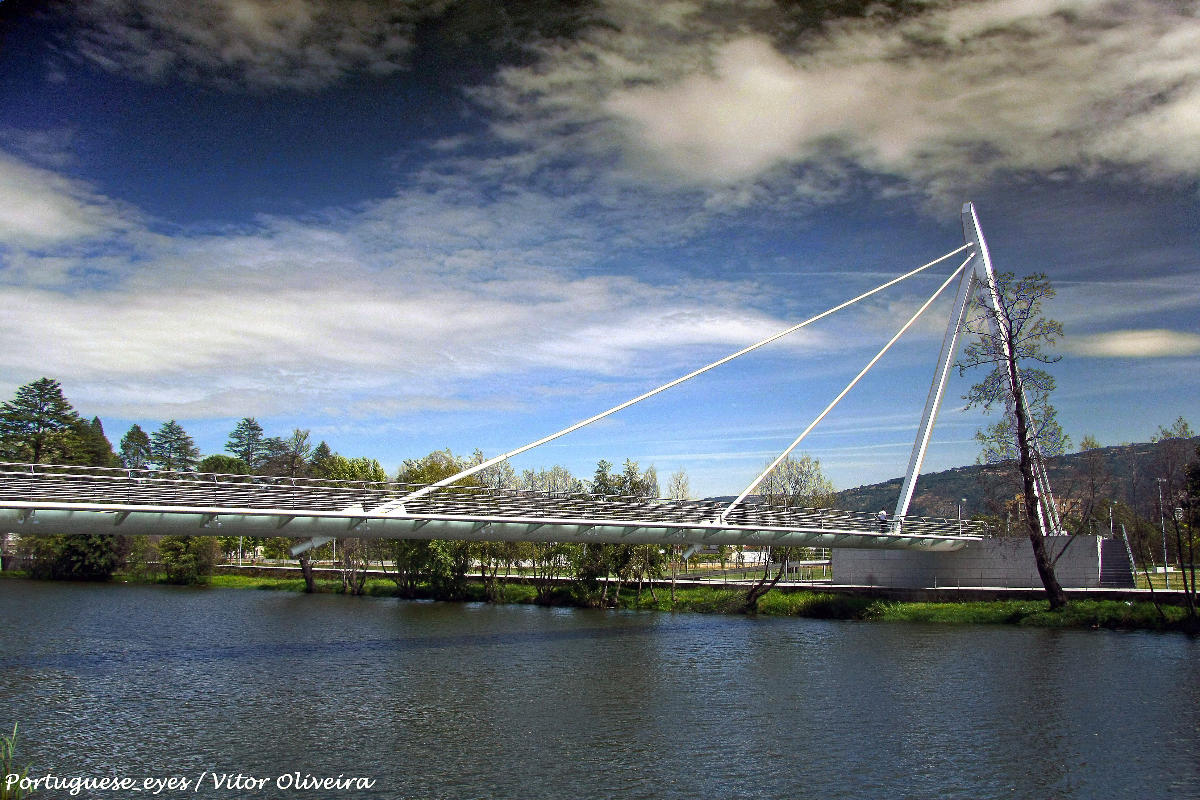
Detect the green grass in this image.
<box><xmin>10</xmin><ymin>566</ymin><xmax>1197</xmax><ymax>632</ymax></box>
<box><xmin>1</xmin><ymin>723</ymin><xmax>29</xmax><ymax>800</ymax></box>
<box><xmin>1135</xmin><ymin>569</ymin><xmax>1198</xmax><ymax>591</ymax></box>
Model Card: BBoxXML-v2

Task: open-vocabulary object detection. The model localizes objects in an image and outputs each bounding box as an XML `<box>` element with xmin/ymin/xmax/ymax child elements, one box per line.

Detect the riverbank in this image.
<box><xmin>201</xmin><ymin>571</ymin><xmax>1197</xmax><ymax>632</ymax></box>
<box><xmin>2</xmin><ymin>568</ymin><xmax>1194</xmax><ymax>632</ymax></box>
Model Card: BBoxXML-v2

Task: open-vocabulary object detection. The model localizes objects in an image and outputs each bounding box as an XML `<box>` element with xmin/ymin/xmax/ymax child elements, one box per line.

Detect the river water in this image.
<box><xmin>1</xmin><ymin>579</ymin><xmax>1197</xmax><ymax>799</ymax></box>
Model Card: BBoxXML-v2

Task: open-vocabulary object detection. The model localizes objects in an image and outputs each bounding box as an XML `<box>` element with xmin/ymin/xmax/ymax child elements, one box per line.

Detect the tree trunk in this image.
<box><xmin>743</xmin><ymin>547</ymin><xmax>786</xmax><ymax>612</ymax></box>
<box><xmin>1009</xmin><ymin>360</ymin><xmax>1067</xmax><ymax>609</ymax></box>
<box><xmin>298</xmin><ymin>551</ymin><xmax>315</xmax><ymax>594</ymax></box>
<box><xmin>1171</xmin><ymin>517</ymin><xmax>1197</xmax><ymax>621</ymax></box>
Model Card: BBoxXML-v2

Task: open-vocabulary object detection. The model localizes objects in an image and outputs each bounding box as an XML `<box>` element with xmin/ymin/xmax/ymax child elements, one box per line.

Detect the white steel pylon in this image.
<box><xmin>892</xmin><ymin>202</ymin><xmax>1061</xmax><ymax>535</ymax></box>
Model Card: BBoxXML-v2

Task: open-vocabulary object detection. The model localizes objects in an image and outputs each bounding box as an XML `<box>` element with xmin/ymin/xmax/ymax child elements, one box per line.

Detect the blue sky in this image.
<box><xmin>0</xmin><ymin>0</ymin><xmax>1197</xmax><ymax>497</ymax></box>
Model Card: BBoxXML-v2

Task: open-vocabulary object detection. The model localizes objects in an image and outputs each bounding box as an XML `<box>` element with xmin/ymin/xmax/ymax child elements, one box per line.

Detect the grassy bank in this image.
<box><xmin>4</xmin><ymin>568</ymin><xmax>1194</xmax><ymax>632</ymax></box>
<box><xmin>204</xmin><ymin>573</ymin><xmax>1196</xmax><ymax>632</ymax></box>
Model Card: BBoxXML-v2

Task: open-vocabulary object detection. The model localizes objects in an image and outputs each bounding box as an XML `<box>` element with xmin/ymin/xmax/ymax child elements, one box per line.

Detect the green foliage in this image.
<box><xmin>758</xmin><ymin>453</ymin><xmax>834</xmax><ymax>508</ymax></box>
<box><xmin>397</xmin><ymin>448</ymin><xmax>472</xmax><ymax>484</ymax></box>
<box><xmin>260</xmin><ymin>428</ymin><xmax>312</xmax><ymax>477</ymax></box>
<box><xmin>159</xmin><ymin>536</ymin><xmax>217</xmax><ymax>584</ymax></box>
<box><xmin>119</xmin><ymin>424</ymin><xmax>152</xmax><ymax>468</ymax></box>
<box><xmin>1152</xmin><ymin>416</ymin><xmax>1194</xmax><ymax>442</ymax></box>
<box><xmin>1</xmin><ymin>723</ymin><xmax>30</xmax><ymax>800</ymax></box>
<box><xmin>311</xmin><ymin>454</ymin><xmax>387</xmax><ymax>483</ymax></box>
<box><xmin>225</xmin><ymin>417</ymin><xmax>266</xmax><ymax>470</ymax></box>
<box><xmin>519</xmin><ymin>464</ymin><xmax>584</xmax><ymax>493</ymax></box>
<box><xmin>197</xmin><ymin>454</ymin><xmax>251</xmax><ymax>474</ymax></box>
<box><xmin>1079</xmin><ymin>434</ymin><xmax>1101</xmax><ymax>451</ymax></box>
<box><xmin>149</xmin><ymin>420</ymin><xmax>200</xmax><ymax>471</ymax></box>
<box><xmin>589</xmin><ymin>458</ymin><xmax>658</xmax><ymax>496</ymax></box>
<box><xmin>308</xmin><ymin>440</ymin><xmax>335</xmax><ymax>476</ymax></box>
<box><xmin>976</xmin><ymin>405</ymin><xmax>1070</xmax><ymax>464</ymax></box>
<box><xmin>123</xmin><ymin>535</ymin><xmax>162</xmax><ymax>581</ymax></box>
<box><xmin>0</xmin><ymin>377</ymin><xmax>82</xmax><ymax>463</ymax></box>
<box><xmin>72</xmin><ymin>416</ymin><xmax>119</xmax><ymax>467</ymax></box>
<box><xmin>958</xmin><ymin>272</ymin><xmax>1068</xmax><ymax>460</ymax></box>
<box><xmin>24</xmin><ymin>535</ymin><xmax>119</xmax><ymax>581</ymax></box>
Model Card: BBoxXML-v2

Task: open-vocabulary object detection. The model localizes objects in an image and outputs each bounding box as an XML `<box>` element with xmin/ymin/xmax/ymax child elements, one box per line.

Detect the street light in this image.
<box><xmin>1157</xmin><ymin>478</ymin><xmax>1169</xmax><ymax>589</ymax></box>
<box><xmin>958</xmin><ymin>497</ymin><xmax>967</xmax><ymax>535</ymax></box>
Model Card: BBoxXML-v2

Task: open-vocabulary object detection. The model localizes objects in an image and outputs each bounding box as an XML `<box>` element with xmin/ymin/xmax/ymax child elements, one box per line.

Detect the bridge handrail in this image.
<box><xmin>0</xmin><ymin>462</ymin><xmax>993</xmax><ymax>537</ymax></box>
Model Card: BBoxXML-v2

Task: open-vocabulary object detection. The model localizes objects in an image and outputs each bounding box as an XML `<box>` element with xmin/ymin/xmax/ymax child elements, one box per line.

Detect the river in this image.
<box><xmin>1</xmin><ymin>579</ymin><xmax>1197</xmax><ymax>799</ymax></box>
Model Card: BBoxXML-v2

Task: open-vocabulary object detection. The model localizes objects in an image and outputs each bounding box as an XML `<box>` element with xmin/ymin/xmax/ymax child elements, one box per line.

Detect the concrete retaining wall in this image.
<box><xmin>832</xmin><ymin>535</ymin><xmax>1101</xmax><ymax>589</ymax></box>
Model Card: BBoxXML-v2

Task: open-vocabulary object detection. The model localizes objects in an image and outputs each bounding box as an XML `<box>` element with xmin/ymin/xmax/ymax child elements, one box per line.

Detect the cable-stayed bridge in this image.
<box><xmin>0</xmin><ymin>203</ymin><xmax>1056</xmax><ymax>554</ymax></box>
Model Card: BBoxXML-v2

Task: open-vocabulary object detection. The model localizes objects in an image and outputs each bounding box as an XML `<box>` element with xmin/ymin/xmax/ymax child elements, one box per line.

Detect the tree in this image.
<box><xmin>159</xmin><ymin>536</ymin><xmax>218</xmax><ymax>584</ymax></box>
<box><xmin>758</xmin><ymin>453</ymin><xmax>835</xmax><ymax>508</ymax></box>
<box><xmin>1150</xmin><ymin>416</ymin><xmax>1195</xmax><ymax>597</ymax></box>
<box><xmin>308</xmin><ymin>440</ymin><xmax>336</xmax><ymax>477</ymax></box>
<box><xmin>1153</xmin><ymin>417</ymin><xmax>1194</xmax><ymax>442</ymax></box>
<box><xmin>744</xmin><ymin>453</ymin><xmax>834</xmax><ymax>610</ymax></box>
<box><xmin>119</xmin><ymin>424</ymin><xmax>152</xmax><ymax>468</ymax></box>
<box><xmin>23</xmin><ymin>534</ymin><xmax>119</xmax><ymax>581</ymax></box>
<box><xmin>72</xmin><ymin>416</ymin><xmax>119</xmax><ymax>467</ymax></box>
<box><xmin>1079</xmin><ymin>434</ymin><xmax>1102</xmax><ymax>451</ymax></box>
<box><xmin>463</xmin><ymin>449</ymin><xmax>516</xmax><ymax>489</ymax></box>
<box><xmin>225</xmin><ymin>417</ymin><xmax>266</xmax><ymax>470</ymax></box>
<box><xmin>0</xmin><ymin>377</ymin><xmax>81</xmax><ymax>463</ymax></box>
<box><xmin>383</xmin><ymin>449</ymin><xmax>479</xmax><ymax>599</ymax></box>
<box><xmin>574</xmin><ymin>458</ymin><xmax>660</xmax><ymax>606</ymax></box>
<box><xmin>957</xmin><ymin>272</ymin><xmax>1068</xmax><ymax>608</ymax></box>
<box><xmin>520</xmin><ymin>465</ymin><xmax>584</xmax><ymax>494</ymax></box>
<box><xmin>666</xmin><ymin>468</ymin><xmax>691</xmax><ymax>501</ymax></box>
<box><xmin>665</xmin><ymin>468</ymin><xmax>692</xmax><ymax>605</ymax></box>
<box><xmin>149</xmin><ymin>420</ymin><xmax>200</xmax><ymax>471</ymax></box>
<box><xmin>197</xmin><ymin>454</ymin><xmax>251</xmax><ymax>474</ymax></box>
<box><xmin>256</xmin><ymin>429</ymin><xmax>313</xmax><ymax>478</ymax></box>
<box><xmin>1179</xmin><ymin>446</ymin><xmax>1200</xmax><ymax>627</ymax></box>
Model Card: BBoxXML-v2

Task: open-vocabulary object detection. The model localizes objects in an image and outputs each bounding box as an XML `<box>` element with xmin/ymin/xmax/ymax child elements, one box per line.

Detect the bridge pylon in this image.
<box><xmin>892</xmin><ymin>202</ymin><xmax>1061</xmax><ymax>535</ymax></box>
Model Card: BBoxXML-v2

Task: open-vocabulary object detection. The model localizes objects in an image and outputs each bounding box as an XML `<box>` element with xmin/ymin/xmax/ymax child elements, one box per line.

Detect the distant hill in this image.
<box><xmin>833</xmin><ymin>436</ymin><xmax>1200</xmax><ymax>521</ymax></box>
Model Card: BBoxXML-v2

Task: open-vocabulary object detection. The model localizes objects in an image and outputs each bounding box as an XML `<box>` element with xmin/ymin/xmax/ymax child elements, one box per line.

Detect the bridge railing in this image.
<box><xmin>0</xmin><ymin>462</ymin><xmax>992</xmax><ymax>538</ymax></box>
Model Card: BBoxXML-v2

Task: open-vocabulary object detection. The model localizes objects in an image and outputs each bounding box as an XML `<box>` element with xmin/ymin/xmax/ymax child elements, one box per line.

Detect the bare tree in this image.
<box><xmin>958</xmin><ymin>272</ymin><xmax>1068</xmax><ymax>608</ymax></box>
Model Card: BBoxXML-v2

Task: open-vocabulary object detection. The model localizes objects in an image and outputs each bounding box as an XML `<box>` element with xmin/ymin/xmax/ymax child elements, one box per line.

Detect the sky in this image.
<box><xmin>0</xmin><ymin>0</ymin><xmax>1197</xmax><ymax>498</ymax></box>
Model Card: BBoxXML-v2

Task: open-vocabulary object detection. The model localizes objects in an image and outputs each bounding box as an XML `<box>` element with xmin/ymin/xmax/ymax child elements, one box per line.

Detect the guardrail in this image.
<box><xmin>0</xmin><ymin>462</ymin><xmax>991</xmax><ymax>538</ymax></box>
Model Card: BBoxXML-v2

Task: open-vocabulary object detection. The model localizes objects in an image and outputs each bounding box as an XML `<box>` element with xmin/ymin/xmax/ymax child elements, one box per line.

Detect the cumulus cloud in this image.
<box><xmin>63</xmin><ymin>0</ymin><xmax>435</xmax><ymax>89</ymax></box>
<box><xmin>1066</xmin><ymin>329</ymin><xmax>1200</xmax><ymax>358</ymax></box>
<box><xmin>0</xmin><ymin>151</ymin><xmax>134</xmax><ymax>247</ymax></box>
<box><xmin>486</xmin><ymin>0</ymin><xmax>1200</xmax><ymax>192</ymax></box>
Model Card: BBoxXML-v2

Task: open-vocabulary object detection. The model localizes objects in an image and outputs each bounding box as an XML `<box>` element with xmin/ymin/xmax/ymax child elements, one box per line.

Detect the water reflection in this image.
<box><xmin>1</xmin><ymin>580</ymin><xmax>1197</xmax><ymax>799</ymax></box>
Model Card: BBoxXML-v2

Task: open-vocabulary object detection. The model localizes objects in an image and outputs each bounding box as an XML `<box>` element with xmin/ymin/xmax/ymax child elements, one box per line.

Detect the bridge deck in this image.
<box><xmin>0</xmin><ymin>463</ymin><xmax>988</xmax><ymax>550</ymax></box>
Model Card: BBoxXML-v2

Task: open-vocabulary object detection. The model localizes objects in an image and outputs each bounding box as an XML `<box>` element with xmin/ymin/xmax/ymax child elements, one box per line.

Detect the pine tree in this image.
<box><xmin>149</xmin><ymin>420</ymin><xmax>200</xmax><ymax>471</ymax></box>
<box><xmin>0</xmin><ymin>377</ymin><xmax>81</xmax><ymax>463</ymax></box>
<box><xmin>119</xmin><ymin>424</ymin><xmax>152</xmax><ymax>468</ymax></box>
<box><xmin>225</xmin><ymin>417</ymin><xmax>266</xmax><ymax>469</ymax></box>
<box><xmin>72</xmin><ymin>416</ymin><xmax>119</xmax><ymax>467</ymax></box>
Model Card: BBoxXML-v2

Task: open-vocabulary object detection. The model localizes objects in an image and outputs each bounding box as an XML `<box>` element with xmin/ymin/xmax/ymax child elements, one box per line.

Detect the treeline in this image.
<box><xmin>0</xmin><ymin>377</ymin><xmax>840</xmax><ymax>607</ymax></box>
<box><xmin>0</xmin><ymin>377</ymin><xmax>691</xmax><ymax>598</ymax></box>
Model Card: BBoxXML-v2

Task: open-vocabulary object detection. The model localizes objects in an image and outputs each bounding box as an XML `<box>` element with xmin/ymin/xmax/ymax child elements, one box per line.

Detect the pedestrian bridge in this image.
<box><xmin>0</xmin><ymin>462</ymin><xmax>985</xmax><ymax>552</ymax></box>
<box><xmin>1</xmin><ymin>204</ymin><xmax>1057</xmax><ymax>555</ymax></box>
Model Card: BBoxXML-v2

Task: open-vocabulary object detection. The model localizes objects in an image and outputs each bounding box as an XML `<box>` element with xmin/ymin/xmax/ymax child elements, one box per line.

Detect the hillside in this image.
<box><xmin>833</xmin><ymin>436</ymin><xmax>1200</xmax><ymax>521</ymax></box>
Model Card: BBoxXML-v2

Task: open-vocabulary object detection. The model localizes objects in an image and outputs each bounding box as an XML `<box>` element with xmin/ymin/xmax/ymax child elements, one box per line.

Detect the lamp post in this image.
<box><xmin>958</xmin><ymin>497</ymin><xmax>967</xmax><ymax>535</ymax></box>
<box><xmin>1157</xmin><ymin>478</ymin><xmax>1169</xmax><ymax>589</ymax></box>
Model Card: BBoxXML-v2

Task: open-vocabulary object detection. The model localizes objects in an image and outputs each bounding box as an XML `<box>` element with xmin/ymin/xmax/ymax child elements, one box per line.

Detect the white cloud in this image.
<box><xmin>487</xmin><ymin>0</ymin><xmax>1200</xmax><ymax>192</ymax></box>
<box><xmin>0</xmin><ymin>152</ymin><xmax>132</xmax><ymax>247</ymax></box>
<box><xmin>65</xmin><ymin>0</ymin><xmax>432</xmax><ymax>89</ymax></box>
<box><xmin>0</xmin><ymin>174</ymin><xmax>816</xmax><ymax>420</ymax></box>
<box><xmin>1066</xmin><ymin>329</ymin><xmax>1200</xmax><ymax>358</ymax></box>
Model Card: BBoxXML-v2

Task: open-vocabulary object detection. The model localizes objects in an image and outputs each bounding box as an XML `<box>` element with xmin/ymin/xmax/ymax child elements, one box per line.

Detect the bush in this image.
<box><xmin>23</xmin><ymin>534</ymin><xmax>118</xmax><ymax>581</ymax></box>
<box><xmin>159</xmin><ymin>536</ymin><xmax>217</xmax><ymax>584</ymax></box>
